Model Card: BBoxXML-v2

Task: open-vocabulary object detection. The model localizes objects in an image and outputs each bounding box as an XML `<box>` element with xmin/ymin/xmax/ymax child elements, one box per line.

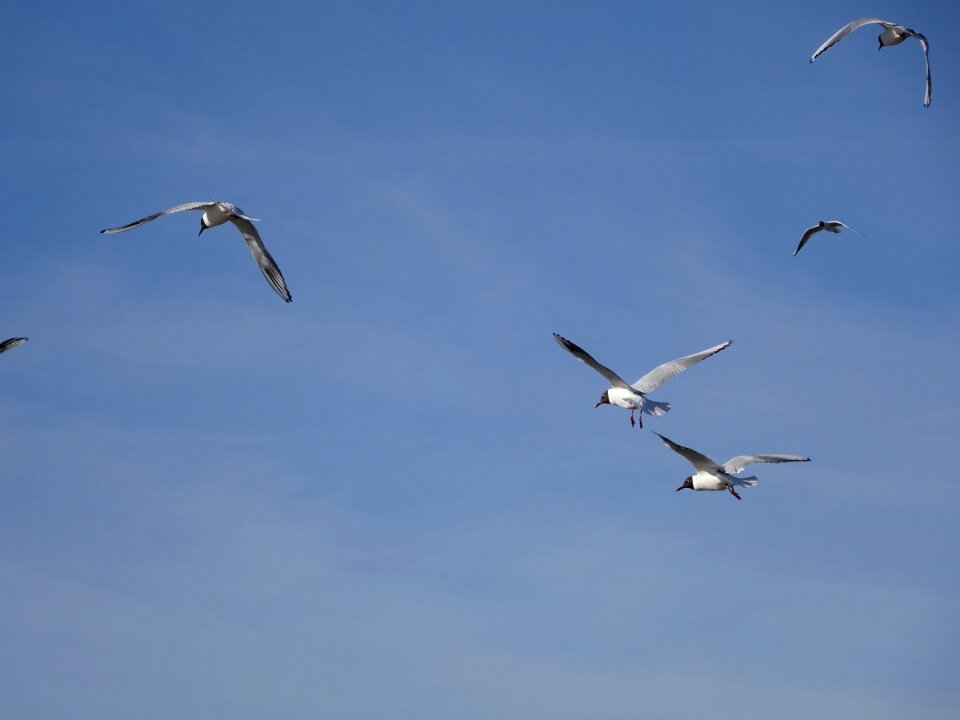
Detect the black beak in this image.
<box><xmin>593</xmin><ymin>401</ymin><xmax>602</xmax><ymax>408</ymax></box>
<box><xmin>198</xmin><ymin>223</ymin><xmax>206</xmax><ymax>236</ymax></box>
<box><xmin>675</xmin><ymin>484</ymin><xmax>685</xmax><ymax>492</ymax></box>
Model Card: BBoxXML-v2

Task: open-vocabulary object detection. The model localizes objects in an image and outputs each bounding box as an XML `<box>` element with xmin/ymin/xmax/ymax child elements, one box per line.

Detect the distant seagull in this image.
<box><xmin>810</xmin><ymin>18</ymin><xmax>931</xmax><ymax>107</ymax></box>
<box><xmin>101</xmin><ymin>201</ymin><xmax>292</xmax><ymax>303</ymax></box>
<box><xmin>553</xmin><ymin>333</ymin><xmax>731</xmax><ymax>428</ymax></box>
<box><xmin>0</xmin><ymin>337</ymin><xmax>27</xmax><ymax>355</ymax></box>
<box><xmin>793</xmin><ymin>220</ymin><xmax>862</xmax><ymax>256</ymax></box>
<box><xmin>653</xmin><ymin>432</ymin><xmax>810</xmax><ymax>501</ymax></box>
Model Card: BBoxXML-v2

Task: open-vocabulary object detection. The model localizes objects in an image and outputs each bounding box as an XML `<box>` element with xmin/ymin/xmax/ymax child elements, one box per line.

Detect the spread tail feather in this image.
<box><xmin>730</xmin><ymin>475</ymin><xmax>758</xmax><ymax>488</ymax></box>
<box><xmin>642</xmin><ymin>399</ymin><xmax>671</xmax><ymax>416</ymax></box>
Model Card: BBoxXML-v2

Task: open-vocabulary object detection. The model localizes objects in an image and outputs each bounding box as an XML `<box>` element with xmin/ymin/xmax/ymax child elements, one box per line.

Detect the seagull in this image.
<box><xmin>0</xmin><ymin>337</ymin><xmax>27</xmax><ymax>355</ymax></box>
<box><xmin>810</xmin><ymin>18</ymin><xmax>931</xmax><ymax>107</ymax></box>
<box><xmin>553</xmin><ymin>333</ymin><xmax>731</xmax><ymax>428</ymax></box>
<box><xmin>101</xmin><ymin>201</ymin><xmax>292</xmax><ymax>302</ymax></box>
<box><xmin>793</xmin><ymin>220</ymin><xmax>862</xmax><ymax>256</ymax></box>
<box><xmin>653</xmin><ymin>432</ymin><xmax>810</xmax><ymax>501</ymax></box>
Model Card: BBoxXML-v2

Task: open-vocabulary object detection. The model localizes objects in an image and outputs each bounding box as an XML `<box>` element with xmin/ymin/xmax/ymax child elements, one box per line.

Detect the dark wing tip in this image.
<box><xmin>553</xmin><ymin>333</ymin><xmax>588</xmax><ymax>357</ymax></box>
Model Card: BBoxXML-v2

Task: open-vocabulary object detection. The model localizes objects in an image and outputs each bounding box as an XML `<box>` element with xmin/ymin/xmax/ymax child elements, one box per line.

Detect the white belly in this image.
<box><xmin>692</xmin><ymin>472</ymin><xmax>729</xmax><ymax>491</ymax></box>
<box><xmin>203</xmin><ymin>203</ymin><xmax>233</xmax><ymax>228</ymax></box>
<box><xmin>880</xmin><ymin>26</ymin><xmax>907</xmax><ymax>47</ymax></box>
<box><xmin>607</xmin><ymin>386</ymin><xmax>643</xmax><ymax>409</ymax></box>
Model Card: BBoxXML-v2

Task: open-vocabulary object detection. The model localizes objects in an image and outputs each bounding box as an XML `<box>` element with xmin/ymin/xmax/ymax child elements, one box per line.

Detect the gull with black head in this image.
<box><xmin>553</xmin><ymin>333</ymin><xmax>731</xmax><ymax>428</ymax></box>
<box><xmin>793</xmin><ymin>220</ymin><xmax>862</xmax><ymax>256</ymax></box>
<box><xmin>654</xmin><ymin>432</ymin><xmax>810</xmax><ymax>501</ymax></box>
<box><xmin>810</xmin><ymin>18</ymin><xmax>931</xmax><ymax>107</ymax></box>
<box><xmin>101</xmin><ymin>201</ymin><xmax>292</xmax><ymax>303</ymax></box>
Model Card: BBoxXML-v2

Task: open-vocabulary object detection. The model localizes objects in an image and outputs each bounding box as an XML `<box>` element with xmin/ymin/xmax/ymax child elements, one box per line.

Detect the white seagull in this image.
<box><xmin>793</xmin><ymin>220</ymin><xmax>863</xmax><ymax>256</ymax></box>
<box><xmin>654</xmin><ymin>432</ymin><xmax>810</xmax><ymax>501</ymax></box>
<box><xmin>101</xmin><ymin>201</ymin><xmax>292</xmax><ymax>302</ymax></box>
<box><xmin>810</xmin><ymin>18</ymin><xmax>931</xmax><ymax>107</ymax></box>
<box><xmin>0</xmin><ymin>337</ymin><xmax>28</xmax><ymax>355</ymax></box>
<box><xmin>553</xmin><ymin>333</ymin><xmax>731</xmax><ymax>428</ymax></box>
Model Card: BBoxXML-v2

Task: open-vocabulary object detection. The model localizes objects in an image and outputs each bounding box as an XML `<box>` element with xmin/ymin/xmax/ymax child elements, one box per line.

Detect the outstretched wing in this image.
<box><xmin>906</xmin><ymin>30</ymin><xmax>932</xmax><ymax>107</ymax></box>
<box><xmin>653</xmin><ymin>432</ymin><xmax>720</xmax><ymax>473</ymax></box>
<box><xmin>794</xmin><ymin>225</ymin><xmax>822</xmax><ymax>256</ymax></box>
<box><xmin>553</xmin><ymin>333</ymin><xmax>632</xmax><ymax>389</ymax></box>
<box><xmin>722</xmin><ymin>455</ymin><xmax>810</xmax><ymax>474</ymax></box>
<box><xmin>230</xmin><ymin>217</ymin><xmax>293</xmax><ymax>303</ymax></box>
<box><xmin>809</xmin><ymin>18</ymin><xmax>889</xmax><ymax>63</ymax></box>
<box><xmin>0</xmin><ymin>337</ymin><xmax>28</xmax><ymax>354</ymax></box>
<box><xmin>631</xmin><ymin>341</ymin><xmax>731</xmax><ymax>393</ymax></box>
<box><xmin>100</xmin><ymin>202</ymin><xmax>215</xmax><ymax>234</ymax></box>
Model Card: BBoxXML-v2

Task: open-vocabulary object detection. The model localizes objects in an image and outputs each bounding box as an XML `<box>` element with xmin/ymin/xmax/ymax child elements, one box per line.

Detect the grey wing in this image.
<box><xmin>809</xmin><ymin>18</ymin><xmax>888</xmax><ymax>62</ymax></box>
<box><xmin>553</xmin><ymin>333</ymin><xmax>632</xmax><ymax>389</ymax></box>
<box><xmin>230</xmin><ymin>217</ymin><xmax>293</xmax><ymax>303</ymax></box>
<box><xmin>794</xmin><ymin>225</ymin><xmax>821</xmax><ymax>256</ymax></box>
<box><xmin>907</xmin><ymin>31</ymin><xmax>932</xmax><ymax>107</ymax></box>
<box><xmin>0</xmin><ymin>337</ymin><xmax>28</xmax><ymax>354</ymax></box>
<box><xmin>831</xmin><ymin>220</ymin><xmax>863</xmax><ymax>236</ymax></box>
<box><xmin>722</xmin><ymin>455</ymin><xmax>811</xmax><ymax>474</ymax></box>
<box><xmin>653</xmin><ymin>432</ymin><xmax>720</xmax><ymax>472</ymax></box>
<box><xmin>100</xmin><ymin>201</ymin><xmax>215</xmax><ymax>234</ymax></box>
<box><xmin>631</xmin><ymin>340</ymin><xmax>731</xmax><ymax>393</ymax></box>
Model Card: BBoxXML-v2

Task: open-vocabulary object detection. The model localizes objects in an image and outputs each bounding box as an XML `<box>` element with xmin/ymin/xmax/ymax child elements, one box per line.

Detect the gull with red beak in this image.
<box><xmin>654</xmin><ymin>432</ymin><xmax>809</xmax><ymax>501</ymax></box>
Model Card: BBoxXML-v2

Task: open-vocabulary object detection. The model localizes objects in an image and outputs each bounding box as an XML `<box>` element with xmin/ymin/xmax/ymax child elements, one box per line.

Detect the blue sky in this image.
<box><xmin>1</xmin><ymin>1</ymin><xmax>958</xmax><ymax>718</ymax></box>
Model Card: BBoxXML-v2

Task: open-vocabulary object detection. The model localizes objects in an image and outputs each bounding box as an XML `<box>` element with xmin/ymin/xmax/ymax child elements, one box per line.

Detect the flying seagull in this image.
<box><xmin>793</xmin><ymin>220</ymin><xmax>862</xmax><ymax>256</ymax></box>
<box><xmin>0</xmin><ymin>337</ymin><xmax>28</xmax><ymax>355</ymax></box>
<box><xmin>810</xmin><ymin>18</ymin><xmax>931</xmax><ymax>107</ymax></box>
<box><xmin>553</xmin><ymin>333</ymin><xmax>731</xmax><ymax>428</ymax></box>
<box><xmin>653</xmin><ymin>432</ymin><xmax>810</xmax><ymax>501</ymax></box>
<box><xmin>101</xmin><ymin>201</ymin><xmax>292</xmax><ymax>302</ymax></box>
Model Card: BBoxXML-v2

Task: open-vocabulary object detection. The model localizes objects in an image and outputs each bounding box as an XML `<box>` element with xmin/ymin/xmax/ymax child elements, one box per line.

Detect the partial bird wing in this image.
<box><xmin>553</xmin><ymin>333</ymin><xmax>632</xmax><ymax>390</ymax></box>
<box><xmin>722</xmin><ymin>455</ymin><xmax>810</xmax><ymax>474</ymax></box>
<box><xmin>631</xmin><ymin>341</ymin><xmax>731</xmax><ymax>393</ymax></box>
<box><xmin>794</xmin><ymin>225</ymin><xmax>823</xmax><ymax>256</ymax></box>
<box><xmin>829</xmin><ymin>220</ymin><xmax>863</xmax><ymax>236</ymax></box>
<box><xmin>100</xmin><ymin>202</ymin><xmax>216</xmax><ymax>234</ymax></box>
<box><xmin>906</xmin><ymin>30</ymin><xmax>932</xmax><ymax>107</ymax></box>
<box><xmin>0</xmin><ymin>337</ymin><xmax>28</xmax><ymax>354</ymax></box>
<box><xmin>809</xmin><ymin>18</ymin><xmax>890</xmax><ymax>63</ymax></box>
<box><xmin>230</xmin><ymin>217</ymin><xmax>293</xmax><ymax>303</ymax></box>
<box><xmin>220</xmin><ymin>203</ymin><xmax>260</xmax><ymax>223</ymax></box>
<box><xmin>653</xmin><ymin>432</ymin><xmax>720</xmax><ymax>473</ymax></box>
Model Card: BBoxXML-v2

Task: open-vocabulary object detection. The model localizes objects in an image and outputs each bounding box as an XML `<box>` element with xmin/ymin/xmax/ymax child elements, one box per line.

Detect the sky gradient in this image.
<box><xmin>2</xmin><ymin>2</ymin><xmax>959</xmax><ymax>718</ymax></box>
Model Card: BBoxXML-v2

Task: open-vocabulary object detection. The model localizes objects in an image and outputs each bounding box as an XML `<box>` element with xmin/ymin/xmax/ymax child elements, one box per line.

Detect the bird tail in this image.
<box><xmin>730</xmin><ymin>475</ymin><xmax>758</xmax><ymax>488</ymax></box>
<box><xmin>642</xmin><ymin>399</ymin><xmax>671</xmax><ymax>416</ymax></box>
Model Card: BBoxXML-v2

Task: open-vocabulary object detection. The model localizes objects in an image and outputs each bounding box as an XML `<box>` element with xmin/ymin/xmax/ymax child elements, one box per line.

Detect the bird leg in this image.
<box><xmin>630</xmin><ymin>409</ymin><xmax>636</xmax><ymax>428</ymax></box>
<box><xmin>728</xmin><ymin>487</ymin><xmax>742</xmax><ymax>501</ymax></box>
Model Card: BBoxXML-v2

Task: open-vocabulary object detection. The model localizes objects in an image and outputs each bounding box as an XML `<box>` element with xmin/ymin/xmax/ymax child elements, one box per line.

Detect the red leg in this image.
<box><xmin>629</xmin><ymin>410</ymin><xmax>636</xmax><ymax>428</ymax></box>
<box><xmin>728</xmin><ymin>487</ymin><xmax>741</xmax><ymax>501</ymax></box>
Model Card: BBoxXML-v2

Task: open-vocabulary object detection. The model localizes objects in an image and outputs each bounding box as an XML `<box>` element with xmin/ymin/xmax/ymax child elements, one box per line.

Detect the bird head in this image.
<box><xmin>676</xmin><ymin>476</ymin><xmax>694</xmax><ymax>492</ymax></box>
<box><xmin>198</xmin><ymin>216</ymin><xmax>209</xmax><ymax>236</ymax></box>
<box><xmin>594</xmin><ymin>390</ymin><xmax>610</xmax><ymax>408</ymax></box>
